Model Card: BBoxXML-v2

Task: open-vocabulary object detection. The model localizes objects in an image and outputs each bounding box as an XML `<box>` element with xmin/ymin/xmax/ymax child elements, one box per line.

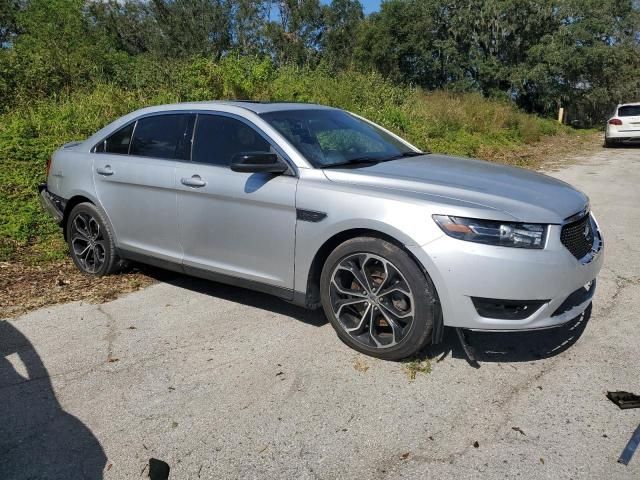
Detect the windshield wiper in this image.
<box><xmin>322</xmin><ymin>157</ymin><xmax>384</xmax><ymax>169</ymax></box>
<box><xmin>381</xmin><ymin>151</ymin><xmax>427</xmax><ymax>162</ymax></box>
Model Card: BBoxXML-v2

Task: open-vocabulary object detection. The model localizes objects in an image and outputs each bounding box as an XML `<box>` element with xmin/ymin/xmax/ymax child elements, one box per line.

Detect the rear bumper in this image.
<box><xmin>606</xmin><ymin>127</ymin><xmax>640</xmax><ymax>140</ymax></box>
<box><xmin>409</xmin><ymin>220</ymin><xmax>604</xmax><ymax>331</ymax></box>
<box><xmin>38</xmin><ymin>183</ymin><xmax>65</xmax><ymax>224</ymax></box>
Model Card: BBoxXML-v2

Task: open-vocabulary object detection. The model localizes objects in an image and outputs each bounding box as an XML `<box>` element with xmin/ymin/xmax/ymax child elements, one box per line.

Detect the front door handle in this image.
<box><xmin>96</xmin><ymin>165</ymin><xmax>114</xmax><ymax>176</ymax></box>
<box><xmin>181</xmin><ymin>175</ymin><xmax>207</xmax><ymax>188</ymax></box>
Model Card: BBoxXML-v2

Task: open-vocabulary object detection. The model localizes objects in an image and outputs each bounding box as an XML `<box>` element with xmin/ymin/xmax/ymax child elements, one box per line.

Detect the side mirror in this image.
<box><xmin>230</xmin><ymin>152</ymin><xmax>288</xmax><ymax>174</ymax></box>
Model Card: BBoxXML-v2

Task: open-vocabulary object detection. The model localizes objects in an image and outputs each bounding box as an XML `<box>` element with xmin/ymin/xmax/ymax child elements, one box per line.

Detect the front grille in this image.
<box><xmin>561</xmin><ymin>213</ymin><xmax>595</xmax><ymax>260</ymax></box>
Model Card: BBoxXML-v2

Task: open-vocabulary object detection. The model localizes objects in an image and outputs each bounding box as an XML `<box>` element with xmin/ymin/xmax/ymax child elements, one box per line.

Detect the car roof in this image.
<box><xmin>619</xmin><ymin>102</ymin><xmax>640</xmax><ymax>107</ymax></box>
<box><xmin>145</xmin><ymin>101</ymin><xmax>340</xmax><ymax>115</ymax></box>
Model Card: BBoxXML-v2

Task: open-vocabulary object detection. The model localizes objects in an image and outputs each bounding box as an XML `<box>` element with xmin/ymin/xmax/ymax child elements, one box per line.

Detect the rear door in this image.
<box><xmin>618</xmin><ymin>105</ymin><xmax>640</xmax><ymax>133</ymax></box>
<box><xmin>93</xmin><ymin>113</ymin><xmax>194</xmax><ymax>261</ymax></box>
<box><xmin>175</xmin><ymin>112</ymin><xmax>298</xmax><ymax>293</ymax></box>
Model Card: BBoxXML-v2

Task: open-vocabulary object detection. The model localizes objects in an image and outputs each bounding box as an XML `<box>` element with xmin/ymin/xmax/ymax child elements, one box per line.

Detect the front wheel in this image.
<box><xmin>320</xmin><ymin>237</ymin><xmax>438</xmax><ymax>360</ymax></box>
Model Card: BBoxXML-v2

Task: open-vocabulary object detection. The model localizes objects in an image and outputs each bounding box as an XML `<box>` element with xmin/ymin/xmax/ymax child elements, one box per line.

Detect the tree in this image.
<box><xmin>88</xmin><ymin>0</ymin><xmax>160</xmax><ymax>56</ymax></box>
<box><xmin>231</xmin><ymin>0</ymin><xmax>270</xmax><ymax>55</ymax></box>
<box><xmin>355</xmin><ymin>0</ymin><xmax>467</xmax><ymax>89</ymax></box>
<box><xmin>516</xmin><ymin>0</ymin><xmax>640</xmax><ymax>122</ymax></box>
<box><xmin>13</xmin><ymin>0</ymin><xmax>116</xmax><ymax>96</ymax></box>
<box><xmin>149</xmin><ymin>0</ymin><xmax>232</xmax><ymax>58</ymax></box>
<box><xmin>264</xmin><ymin>0</ymin><xmax>324</xmax><ymax>66</ymax></box>
<box><xmin>320</xmin><ymin>0</ymin><xmax>364</xmax><ymax>69</ymax></box>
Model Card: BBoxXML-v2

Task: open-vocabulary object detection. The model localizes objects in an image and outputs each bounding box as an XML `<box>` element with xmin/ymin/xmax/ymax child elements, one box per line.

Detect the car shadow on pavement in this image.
<box><xmin>142</xmin><ymin>267</ymin><xmax>591</xmax><ymax>364</ymax></box>
<box><xmin>425</xmin><ymin>304</ymin><xmax>592</xmax><ymax>365</ymax></box>
<box><xmin>154</xmin><ymin>272</ymin><xmax>329</xmax><ymax>327</ymax></box>
<box><xmin>0</xmin><ymin>321</ymin><xmax>107</xmax><ymax>479</ymax></box>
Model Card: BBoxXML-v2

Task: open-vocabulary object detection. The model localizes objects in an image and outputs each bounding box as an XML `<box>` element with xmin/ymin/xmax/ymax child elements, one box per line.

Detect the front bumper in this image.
<box><xmin>38</xmin><ymin>183</ymin><xmax>65</xmax><ymax>224</ymax></box>
<box><xmin>409</xmin><ymin>220</ymin><xmax>604</xmax><ymax>331</ymax></box>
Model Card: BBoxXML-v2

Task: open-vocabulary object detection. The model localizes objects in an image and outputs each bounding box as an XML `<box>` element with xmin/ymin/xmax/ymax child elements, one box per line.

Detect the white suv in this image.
<box><xmin>605</xmin><ymin>102</ymin><xmax>640</xmax><ymax>147</ymax></box>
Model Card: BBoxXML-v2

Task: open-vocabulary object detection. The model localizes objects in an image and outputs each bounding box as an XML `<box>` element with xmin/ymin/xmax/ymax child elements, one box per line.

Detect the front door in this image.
<box><xmin>175</xmin><ymin>113</ymin><xmax>298</xmax><ymax>294</ymax></box>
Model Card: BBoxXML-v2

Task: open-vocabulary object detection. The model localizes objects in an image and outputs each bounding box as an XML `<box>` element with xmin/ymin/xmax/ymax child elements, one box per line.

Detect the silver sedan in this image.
<box><xmin>39</xmin><ymin>102</ymin><xmax>604</xmax><ymax>360</ymax></box>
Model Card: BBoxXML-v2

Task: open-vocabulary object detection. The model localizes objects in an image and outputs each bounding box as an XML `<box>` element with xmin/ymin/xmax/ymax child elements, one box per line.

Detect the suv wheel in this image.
<box><xmin>66</xmin><ymin>202</ymin><xmax>121</xmax><ymax>276</ymax></box>
<box><xmin>320</xmin><ymin>237</ymin><xmax>438</xmax><ymax>360</ymax></box>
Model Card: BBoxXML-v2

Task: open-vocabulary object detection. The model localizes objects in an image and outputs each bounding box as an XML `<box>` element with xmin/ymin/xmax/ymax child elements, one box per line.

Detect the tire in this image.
<box><xmin>604</xmin><ymin>137</ymin><xmax>617</xmax><ymax>148</ymax></box>
<box><xmin>320</xmin><ymin>236</ymin><xmax>438</xmax><ymax>360</ymax></box>
<box><xmin>66</xmin><ymin>202</ymin><xmax>121</xmax><ymax>276</ymax></box>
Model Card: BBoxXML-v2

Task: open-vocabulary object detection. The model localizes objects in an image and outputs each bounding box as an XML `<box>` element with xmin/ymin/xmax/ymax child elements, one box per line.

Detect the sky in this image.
<box><xmin>359</xmin><ymin>0</ymin><xmax>382</xmax><ymax>14</ymax></box>
<box><xmin>320</xmin><ymin>0</ymin><xmax>382</xmax><ymax>15</ymax></box>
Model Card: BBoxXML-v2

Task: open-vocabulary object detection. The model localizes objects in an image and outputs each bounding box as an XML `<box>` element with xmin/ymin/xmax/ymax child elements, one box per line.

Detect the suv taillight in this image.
<box><xmin>609</xmin><ymin>118</ymin><xmax>623</xmax><ymax>126</ymax></box>
<box><xmin>46</xmin><ymin>156</ymin><xmax>52</xmax><ymax>176</ymax></box>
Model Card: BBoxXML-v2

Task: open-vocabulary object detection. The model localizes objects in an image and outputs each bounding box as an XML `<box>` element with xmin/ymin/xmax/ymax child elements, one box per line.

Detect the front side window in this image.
<box><xmin>261</xmin><ymin>109</ymin><xmax>415</xmax><ymax>168</ymax></box>
<box><xmin>130</xmin><ymin>114</ymin><xmax>193</xmax><ymax>160</ymax></box>
<box><xmin>95</xmin><ymin>123</ymin><xmax>135</xmax><ymax>154</ymax></box>
<box><xmin>192</xmin><ymin>114</ymin><xmax>272</xmax><ymax>166</ymax></box>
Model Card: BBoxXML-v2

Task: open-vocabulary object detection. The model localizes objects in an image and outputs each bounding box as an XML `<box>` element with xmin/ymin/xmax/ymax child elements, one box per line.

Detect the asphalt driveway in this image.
<box><xmin>2</xmin><ymin>146</ymin><xmax>639</xmax><ymax>479</ymax></box>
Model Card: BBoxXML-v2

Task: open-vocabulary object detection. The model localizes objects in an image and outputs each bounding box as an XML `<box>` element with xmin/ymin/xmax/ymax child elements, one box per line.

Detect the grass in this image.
<box><xmin>0</xmin><ymin>56</ymin><xmax>580</xmax><ymax>263</ymax></box>
<box><xmin>402</xmin><ymin>357</ymin><xmax>432</xmax><ymax>381</ymax></box>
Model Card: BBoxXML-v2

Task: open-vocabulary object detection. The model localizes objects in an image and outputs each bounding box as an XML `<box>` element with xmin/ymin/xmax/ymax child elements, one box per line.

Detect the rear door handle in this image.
<box><xmin>181</xmin><ymin>175</ymin><xmax>207</xmax><ymax>188</ymax></box>
<box><xmin>96</xmin><ymin>165</ymin><xmax>114</xmax><ymax>176</ymax></box>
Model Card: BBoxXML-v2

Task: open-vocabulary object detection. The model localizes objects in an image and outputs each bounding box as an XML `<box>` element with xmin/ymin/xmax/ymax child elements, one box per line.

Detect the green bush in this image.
<box><xmin>0</xmin><ymin>56</ymin><xmax>573</xmax><ymax>262</ymax></box>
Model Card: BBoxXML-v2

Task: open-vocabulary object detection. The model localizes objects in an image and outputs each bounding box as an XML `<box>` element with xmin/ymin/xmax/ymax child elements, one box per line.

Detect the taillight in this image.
<box><xmin>46</xmin><ymin>156</ymin><xmax>52</xmax><ymax>176</ymax></box>
<box><xmin>609</xmin><ymin>118</ymin><xmax>623</xmax><ymax>126</ymax></box>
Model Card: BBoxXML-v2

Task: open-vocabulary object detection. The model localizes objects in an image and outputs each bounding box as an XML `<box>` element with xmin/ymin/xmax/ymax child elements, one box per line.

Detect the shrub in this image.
<box><xmin>0</xmin><ymin>56</ymin><xmax>573</xmax><ymax>261</ymax></box>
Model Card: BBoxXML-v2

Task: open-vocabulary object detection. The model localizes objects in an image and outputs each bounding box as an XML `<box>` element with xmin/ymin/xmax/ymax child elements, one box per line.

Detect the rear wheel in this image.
<box><xmin>66</xmin><ymin>202</ymin><xmax>121</xmax><ymax>276</ymax></box>
<box><xmin>320</xmin><ymin>237</ymin><xmax>438</xmax><ymax>360</ymax></box>
<box><xmin>604</xmin><ymin>137</ymin><xmax>618</xmax><ymax>148</ymax></box>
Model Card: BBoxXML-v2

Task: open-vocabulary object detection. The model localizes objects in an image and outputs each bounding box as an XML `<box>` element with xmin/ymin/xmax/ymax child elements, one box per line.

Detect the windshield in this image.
<box><xmin>260</xmin><ymin>109</ymin><xmax>417</xmax><ymax>168</ymax></box>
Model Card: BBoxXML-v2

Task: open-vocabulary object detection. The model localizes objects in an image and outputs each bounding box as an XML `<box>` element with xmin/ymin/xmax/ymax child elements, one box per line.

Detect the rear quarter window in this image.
<box><xmin>95</xmin><ymin>123</ymin><xmax>134</xmax><ymax>154</ymax></box>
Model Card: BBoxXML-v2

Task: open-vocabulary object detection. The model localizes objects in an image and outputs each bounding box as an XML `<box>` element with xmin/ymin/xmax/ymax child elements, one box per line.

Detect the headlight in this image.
<box><xmin>433</xmin><ymin>215</ymin><xmax>547</xmax><ymax>249</ymax></box>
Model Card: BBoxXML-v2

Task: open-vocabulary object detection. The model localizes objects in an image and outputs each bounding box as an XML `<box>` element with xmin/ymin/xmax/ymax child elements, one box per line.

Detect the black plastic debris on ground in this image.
<box><xmin>607</xmin><ymin>391</ymin><xmax>640</xmax><ymax>409</ymax></box>
<box><xmin>618</xmin><ymin>424</ymin><xmax>640</xmax><ymax>466</ymax></box>
<box><xmin>148</xmin><ymin>458</ymin><xmax>170</xmax><ymax>480</ymax></box>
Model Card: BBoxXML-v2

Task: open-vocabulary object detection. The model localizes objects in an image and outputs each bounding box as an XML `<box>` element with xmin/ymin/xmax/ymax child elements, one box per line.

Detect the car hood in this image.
<box><xmin>322</xmin><ymin>154</ymin><xmax>588</xmax><ymax>223</ymax></box>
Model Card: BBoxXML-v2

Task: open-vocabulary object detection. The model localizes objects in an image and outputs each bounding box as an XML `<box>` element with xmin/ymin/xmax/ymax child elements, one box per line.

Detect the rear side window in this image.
<box><xmin>192</xmin><ymin>115</ymin><xmax>272</xmax><ymax>166</ymax></box>
<box><xmin>130</xmin><ymin>114</ymin><xmax>193</xmax><ymax>160</ymax></box>
<box><xmin>95</xmin><ymin>123</ymin><xmax>134</xmax><ymax>154</ymax></box>
<box><xmin>618</xmin><ymin>106</ymin><xmax>640</xmax><ymax>117</ymax></box>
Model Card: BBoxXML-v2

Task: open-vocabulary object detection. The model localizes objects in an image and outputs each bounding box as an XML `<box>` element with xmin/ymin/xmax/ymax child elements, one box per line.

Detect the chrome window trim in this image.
<box><xmin>90</xmin><ymin>109</ymin><xmax>298</xmax><ymax>176</ymax></box>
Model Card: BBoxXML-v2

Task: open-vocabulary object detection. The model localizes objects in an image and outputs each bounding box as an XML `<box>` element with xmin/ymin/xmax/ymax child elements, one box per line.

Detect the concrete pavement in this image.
<box><xmin>2</xmin><ymin>146</ymin><xmax>639</xmax><ymax>479</ymax></box>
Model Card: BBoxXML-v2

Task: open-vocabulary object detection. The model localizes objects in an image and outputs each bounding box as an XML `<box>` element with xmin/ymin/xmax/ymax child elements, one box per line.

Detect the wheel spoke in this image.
<box><xmin>368</xmin><ymin>306</ymin><xmax>383</xmax><ymax>347</ymax></box>
<box><xmin>345</xmin><ymin>303</ymin><xmax>371</xmax><ymax>333</ymax></box>
<box><xmin>335</xmin><ymin>260</ymin><xmax>369</xmax><ymax>293</ymax></box>
<box><xmin>84</xmin><ymin>247</ymin><xmax>96</xmax><ymax>272</ymax></box>
<box><xmin>378</xmin><ymin>299</ymin><xmax>413</xmax><ymax>319</ymax></box>
<box><xmin>377</xmin><ymin>305</ymin><xmax>402</xmax><ymax>345</ymax></box>
<box><xmin>331</xmin><ymin>278</ymin><xmax>367</xmax><ymax>298</ymax></box>
<box><xmin>335</xmin><ymin>297</ymin><xmax>369</xmax><ymax>317</ymax></box>
<box><xmin>73</xmin><ymin>215</ymin><xmax>91</xmax><ymax>240</ymax></box>
<box><xmin>88</xmin><ymin>217</ymin><xmax>101</xmax><ymax>240</ymax></box>
<box><xmin>357</xmin><ymin>254</ymin><xmax>376</xmax><ymax>293</ymax></box>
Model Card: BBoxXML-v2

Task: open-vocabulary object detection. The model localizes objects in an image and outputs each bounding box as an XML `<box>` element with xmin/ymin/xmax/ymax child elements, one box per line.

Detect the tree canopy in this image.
<box><xmin>0</xmin><ymin>0</ymin><xmax>638</xmax><ymax>124</ymax></box>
